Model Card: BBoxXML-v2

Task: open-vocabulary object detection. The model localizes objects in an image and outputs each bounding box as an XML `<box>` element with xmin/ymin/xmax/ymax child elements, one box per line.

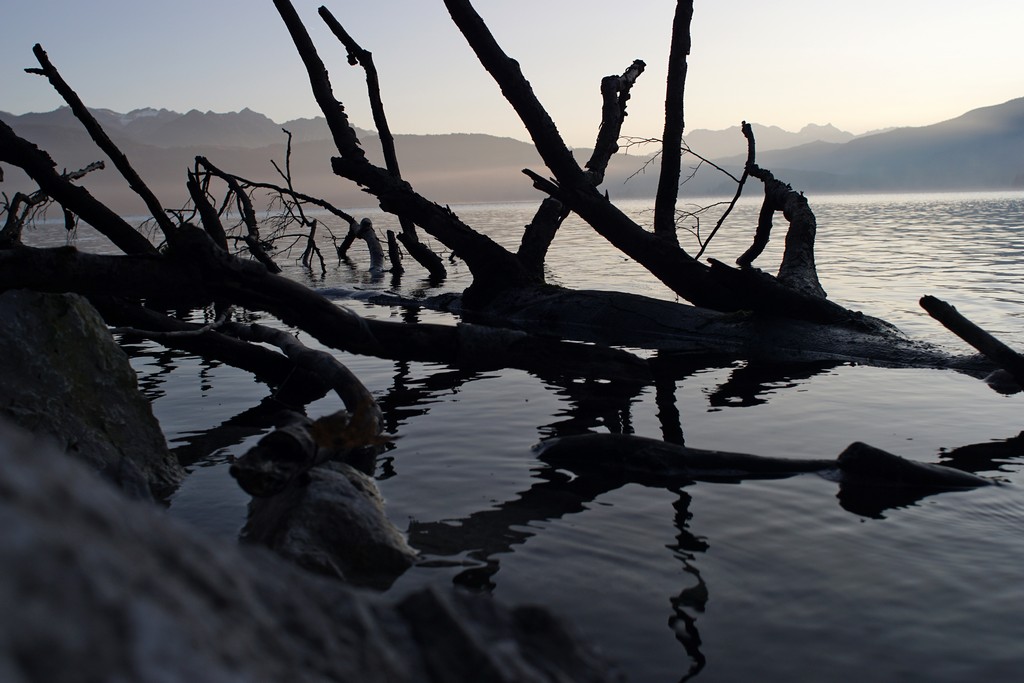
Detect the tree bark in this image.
<box><xmin>653</xmin><ymin>1</ymin><xmax>694</xmax><ymax>247</ymax></box>
<box><xmin>747</xmin><ymin>164</ymin><xmax>826</xmax><ymax>298</ymax></box>
<box><xmin>921</xmin><ymin>295</ymin><xmax>1024</xmax><ymax>389</ymax></box>
<box><xmin>517</xmin><ymin>197</ymin><xmax>569</xmax><ymax>280</ymax></box>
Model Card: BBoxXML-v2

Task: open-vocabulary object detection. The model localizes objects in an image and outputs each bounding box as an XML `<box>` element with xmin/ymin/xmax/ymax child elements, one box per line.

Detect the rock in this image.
<box><xmin>242</xmin><ymin>460</ymin><xmax>419</xmax><ymax>589</ymax></box>
<box><xmin>0</xmin><ymin>290</ymin><xmax>183</xmax><ymax>499</ymax></box>
<box><xmin>0</xmin><ymin>417</ymin><xmax>623</xmax><ymax>683</ymax></box>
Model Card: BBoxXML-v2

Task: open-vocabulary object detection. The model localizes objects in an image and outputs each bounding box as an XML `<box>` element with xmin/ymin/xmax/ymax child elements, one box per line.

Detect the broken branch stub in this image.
<box><xmin>921</xmin><ymin>295</ymin><xmax>1024</xmax><ymax>390</ymax></box>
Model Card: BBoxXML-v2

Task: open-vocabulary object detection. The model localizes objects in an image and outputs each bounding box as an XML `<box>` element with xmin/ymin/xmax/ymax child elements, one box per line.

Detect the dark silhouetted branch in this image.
<box><xmin>0</xmin><ymin>160</ymin><xmax>104</xmax><ymax>247</ymax></box>
<box><xmin>653</xmin><ymin>0</ymin><xmax>694</xmax><ymax>248</ymax></box>
<box><xmin>443</xmin><ymin>0</ymin><xmax>583</xmax><ymax>185</ymax></box>
<box><xmin>516</xmin><ymin>197</ymin><xmax>570</xmax><ymax>279</ymax></box>
<box><xmin>0</xmin><ymin>122</ymin><xmax>156</xmax><ymax>255</ymax></box>
<box><xmin>186</xmin><ymin>169</ymin><xmax>230</xmax><ymax>251</ymax></box>
<box><xmin>745</xmin><ymin>163</ymin><xmax>826</xmax><ymax>299</ymax></box>
<box><xmin>318</xmin><ymin>7</ymin><xmax>448</xmax><ymax>279</ymax></box>
<box><xmin>28</xmin><ymin>44</ymin><xmax>177</xmax><ymax>243</ymax></box>
<box><xmin>586</xmin><ymin>59</ymin><xmax>646</xmax><ymax>186</ymax></box>
<box><xmin>696</xmin><ymin>121</ymin><xmax>754</xmax><ymax>260</ymax></box>
<box><xmin>272</xmin><ymin>0</ymin><xmax>365</xmax><ymax>160</ymax></box>
<box><xmin>195</xmin><ymin>156</ymin><xmax>282</xmax><ymax>273</ymax></box>
<box><xmin>921</xmin><ymin>295</ymin><xmax>1024</xmax><ymax>390</ymax></box>
<box><xmin>273</xmin><ymin>2</ymin><xmax>531</xmax><ymax>301</ymax></box>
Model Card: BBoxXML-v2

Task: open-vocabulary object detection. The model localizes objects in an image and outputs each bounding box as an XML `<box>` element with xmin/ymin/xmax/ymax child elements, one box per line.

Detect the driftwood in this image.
<box><xmin>652</xmin><ymin>0</ymin><xmax>693</xmax><ymax>244</ymax></box>
<box><xmin>535</xmin><ymin>433</ymin><xmax>992</xmax><ymax>488</ymax></box>
<box><xmin>3</xmin><ymin>2</ymin><xmax>1012</xmax><ymax>399</ymax></box>
<box><xmin>347</xmin><ymin>217</ymin><xmax>386</xmax><ymax>273</ymax></box>
<box><xmin>230</xmin><ymin>403</ymin><xmax>384</xmax><ymax>497</ymax></box>
<box><xmin>0</xmin><ymin>160</ymin><xmax>104</xmax><ymax>247</ymax></box>
<box><xmin>535</xmin><ymin>433</ymin><xmax>995</xmax><ymax>520</ymax></box>
<box><xmin>194</xmin><ymin>156</ymin><xmax>282</xmax><ymax>273</ymax></box>
<box><xmin>921</xmin><ymin>294</ymin><xmax>1024</xmax><ymax>390</ymax></box>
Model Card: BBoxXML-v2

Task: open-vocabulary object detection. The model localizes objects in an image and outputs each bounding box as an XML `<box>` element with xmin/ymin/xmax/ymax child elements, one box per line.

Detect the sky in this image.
<box><xmin>1</xmin><ymin>1</ymin><xmax>1022</xmax><ymax>148</ymax></box>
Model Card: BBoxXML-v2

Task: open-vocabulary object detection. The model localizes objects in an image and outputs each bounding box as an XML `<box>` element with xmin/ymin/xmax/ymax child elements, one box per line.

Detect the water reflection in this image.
<box><xmin>667</xmin><ymin>493</ymin><xmax>710</xmax><ymax>682</ymax></box>
<box><xmin>169</xmin><ymin>397</ymin><xmax>295</xmax><ymax>467</ymax></box>
<box><xmin>938</xmin><ymin>432</ymin><xmax>1024</xmax><ymax>474</ymax></box>
<box><xmin>94</xmin><ymin>193</ymin><xmax>1024</xmax><ymax>681</ymax></box>
<box><xmin>407</xmin><ymin>471</ymin><xmax>713</xmax><ymax>680</ymax></box>
<box><xmin>705</xmin><ymin>360</ymin><xmax>837</xmax><ymax>408</ymax></box>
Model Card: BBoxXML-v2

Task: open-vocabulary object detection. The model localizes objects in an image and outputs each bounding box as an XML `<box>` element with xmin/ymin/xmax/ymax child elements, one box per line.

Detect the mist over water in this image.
<box><xmin>42</xmin><ymin>191</ymin><xmax>1024</xmax><ymax>682</ymax></box>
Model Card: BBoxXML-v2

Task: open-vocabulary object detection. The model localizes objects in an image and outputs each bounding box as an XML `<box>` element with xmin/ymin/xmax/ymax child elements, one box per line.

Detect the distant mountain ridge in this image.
<box><xmin>680</xmin><ymin>122</ymin><xmax>858</xmax><ymax>160</ymax></box>
<box><xmin>0</xmin><ymin>105</ymin><xmax>863</xmax><ymax>153</ymax></box>
<box><xmin>2</xmin><ymin>98</ymin><xmax>1022</xmax><ymax>215</ymax></box>
<box><xmin>0</xmin><ymin>106</ymin><xmax>375</xmax><ymax>149</ymax></box>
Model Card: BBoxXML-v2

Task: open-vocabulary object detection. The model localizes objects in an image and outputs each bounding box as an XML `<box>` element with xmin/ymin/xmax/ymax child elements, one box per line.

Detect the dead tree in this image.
<box><xmin>1</xmin><ymin>42</ymin><xmax>654</xmax><ymax>411</ymax></box>
<box><xmin>440</xmin><ymin>0</ymin><xmax>846</xmax><ymax>321</ymax></box>
<box><xmin>1</xmin><ymin>2</ymin><xmax>1008</xmax><ymax>411</ymax></box>
<box><xmin>271</xmin><ymin>0</ymin><xmax>860</xmax><ymax>328</ymax></box>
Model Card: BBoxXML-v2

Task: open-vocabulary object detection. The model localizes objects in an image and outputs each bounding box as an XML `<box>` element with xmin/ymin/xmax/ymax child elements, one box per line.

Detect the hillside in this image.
<box><xmin>2</xmin><ymin>98</ymin><xmax>1022</xmax><ymax>216</ymax></box>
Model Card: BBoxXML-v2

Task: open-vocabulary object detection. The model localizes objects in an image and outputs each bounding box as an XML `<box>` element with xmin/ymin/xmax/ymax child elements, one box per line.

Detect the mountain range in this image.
<box><xmin>2</xmin><ymin>98</ymin><xmax>1022</xmax><ymax>216</ymax></box>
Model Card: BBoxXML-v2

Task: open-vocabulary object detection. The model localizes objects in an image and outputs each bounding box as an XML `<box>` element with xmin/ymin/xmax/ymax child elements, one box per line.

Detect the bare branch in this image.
<box><xmin>653</xmin><ymin>0</ymin><xmax>694</xmax><ymax>247</ymax></box>
<box><xmin>195</xmin><ymin>156</ymin><xmax>282</xmax><ymax>273</ymax></box>
<box><xmin>0</xmin><ymin>121</ymin><xmax>155</xmax><ymax>254</ymax></box>
<box><xmin>585</xmin><ymin>59</ymin><xmax>646</xmax><ymax>185</ymax></box>
<box><xmin>921</xmin><ymin>295</ymin><xmax>1024</xmax><ymax>390</ymax></box>
<box><xmin>29</xmin><ymin>44</ymin><xmax>178</xmax><ymax>242</ymax></box>
<box><xmin>272</xmin><ymin>0</ymin><xmax>365</xmax><ymax>160</ymax></box>
<box><xmin>0</xmin><ymin>161</ymin><xmax>104</xmax><ymax>246</ymax></box>
<box><xmin>746</xmin><ymin>163</ymin><xmax>826</xmax><ymax>298</ymax></box>
<box><xmin>695</xmin><ymin>121</ymin><xmax>755</xmax><ymax>259</ymax></box>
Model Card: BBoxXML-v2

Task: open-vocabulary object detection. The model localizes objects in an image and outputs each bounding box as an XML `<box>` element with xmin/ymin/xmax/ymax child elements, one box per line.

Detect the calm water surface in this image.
<box><xmin>70</xmin><ymin>191</ymin><xmax>1024</xmax><ymax>682</ymax></box>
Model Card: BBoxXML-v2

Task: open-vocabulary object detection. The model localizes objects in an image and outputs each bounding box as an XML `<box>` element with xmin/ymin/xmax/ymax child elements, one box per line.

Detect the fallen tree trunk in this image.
<box><xmin>0</xmin><ymin>242</ymin><xmax>651</xmax><ymax>383</ymax></box>
<box><xmin>360</xmin><ymin>284</ymin><xmax>990</xmax><ymax>374</ymax></box>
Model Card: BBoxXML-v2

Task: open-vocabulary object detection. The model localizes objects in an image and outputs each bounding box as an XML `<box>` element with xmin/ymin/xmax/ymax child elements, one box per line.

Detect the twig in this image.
<box><xmin>695</xmin><ymin>121</ymin><xmax>755</xmax><ymax>259</ymax></box>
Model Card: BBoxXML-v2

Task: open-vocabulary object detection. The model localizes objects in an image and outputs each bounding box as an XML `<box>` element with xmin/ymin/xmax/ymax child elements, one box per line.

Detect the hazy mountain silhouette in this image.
<box><xmin>605</xmin><ymin>98</ymin><xmax>1024</xmax><ymax>196</ymax></box>
<box><xmin>2</xmin><ymin>97</ymin><xmax>1022</xmax><ymax>216</ymax></box>
<box><xmin>678</xmin><ymin>122</ymin><xmax>857</xmax><ymax>160</ymax></box>
<box><xmin>753</xmin><ymin>97</ymin><xmax>1024</xmax><ymax>191</ymax></box>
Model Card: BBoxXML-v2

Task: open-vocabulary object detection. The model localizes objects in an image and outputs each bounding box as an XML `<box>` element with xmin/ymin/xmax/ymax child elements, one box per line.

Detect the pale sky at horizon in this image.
<box><xmin>1</xmin><ymin>1</ymin><xmax>1022</xmax><ymax>148</ymax></box>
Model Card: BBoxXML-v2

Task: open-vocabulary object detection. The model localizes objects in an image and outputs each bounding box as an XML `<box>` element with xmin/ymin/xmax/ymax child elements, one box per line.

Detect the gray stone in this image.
<box><xmin>0</xmin><ymin>418</ymin><xmax>622</xmax><ymax>683</ymax></box>
<box><xmin>242</xmin><ymin>460</ymin><xmax>419</xmax><ymax>589</ymax></box>
<box><xmin>0</xmin><ymin>290</ymin><xmax>182</xmax><ymax>499</ymax></box>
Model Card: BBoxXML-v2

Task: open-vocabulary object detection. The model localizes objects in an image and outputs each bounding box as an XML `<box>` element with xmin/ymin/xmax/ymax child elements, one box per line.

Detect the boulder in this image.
<box><xmin>0</xmin><ymin>290</ymin><xmax>182</xmax><ymax>499</ymax></box>
<box><xmin>242</xmin><ymin>460</ymin><xmax>419</xmax><ymax>589</ymax></box>
<box><xmin>0</xmin><ymin>418</ymin><xmax>622</xmax><ymax>683</ymax></box>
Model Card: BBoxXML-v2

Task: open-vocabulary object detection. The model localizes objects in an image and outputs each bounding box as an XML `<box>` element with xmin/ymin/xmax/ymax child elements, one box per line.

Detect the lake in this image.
<box><xmin>87</xmin><ymin>191</ymin><xmax>1024</xmax><ymax>682</ymax></box>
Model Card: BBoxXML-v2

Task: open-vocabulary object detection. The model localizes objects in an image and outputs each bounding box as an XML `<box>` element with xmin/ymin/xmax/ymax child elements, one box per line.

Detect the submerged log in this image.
<box><xmin>535</xmin><ymin>433</ymin><xmax>994</xmax><ymax>493</ymax></box>
<box><xmin>462</xmin><ymin>285</ymin><xmax>985</xmax><ymax>373</ymax></box>
<box><xmin>534</xmin><ymin>433</ymin><xmax>832</xmax><ymax>483</ymax></box>
<box><xmin>836</xmin><ymin>441</ymin><xmax>994</xmax><ymax>489</ymax></box>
